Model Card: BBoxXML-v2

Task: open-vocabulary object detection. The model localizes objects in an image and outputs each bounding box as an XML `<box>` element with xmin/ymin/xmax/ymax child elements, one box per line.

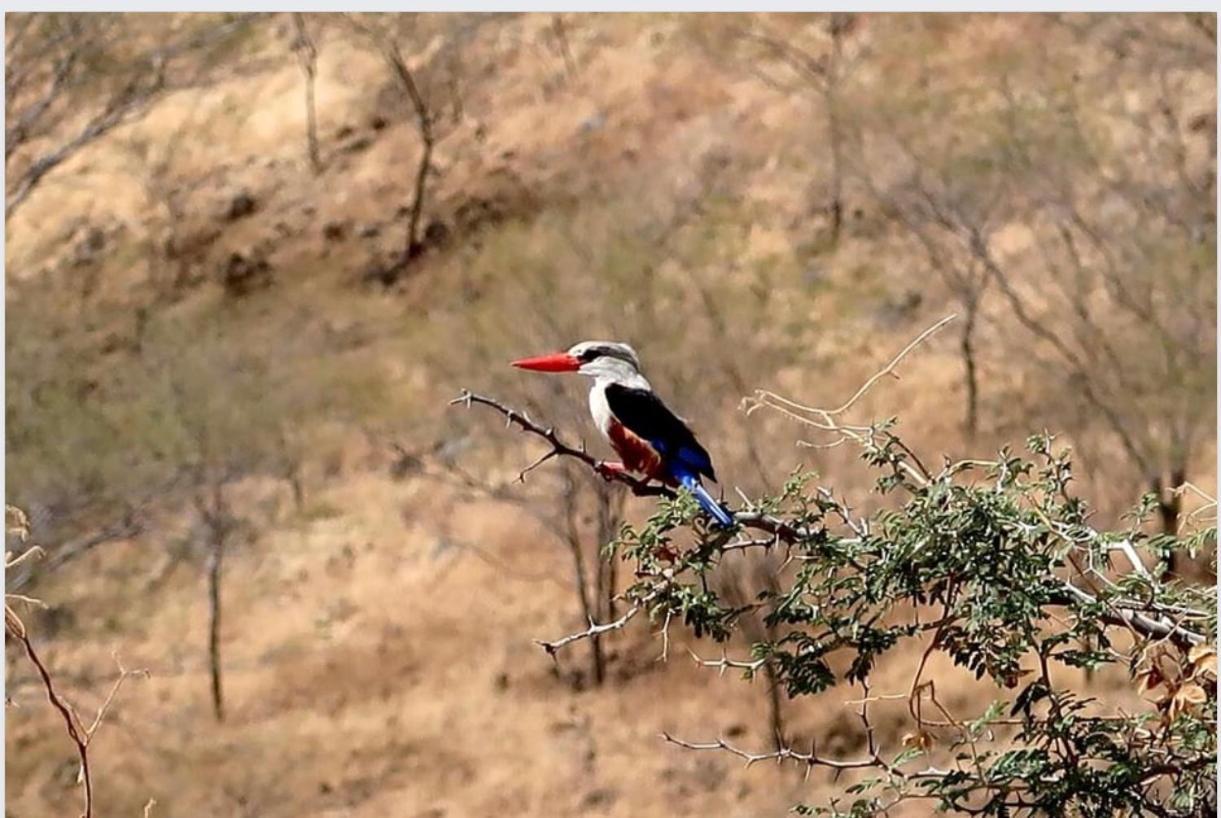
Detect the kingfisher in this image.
<box><xmin>511</xmin><ymin>341</ymin><xmax>734</xmax><ymax>527</ymax></box>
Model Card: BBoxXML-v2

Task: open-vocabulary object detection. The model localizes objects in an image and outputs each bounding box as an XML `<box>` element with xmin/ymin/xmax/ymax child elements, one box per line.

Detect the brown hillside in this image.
<box><xmin>5</xmin><ymin>13</ymin><xmax>1216</xmax><ymax>818</ymax></box>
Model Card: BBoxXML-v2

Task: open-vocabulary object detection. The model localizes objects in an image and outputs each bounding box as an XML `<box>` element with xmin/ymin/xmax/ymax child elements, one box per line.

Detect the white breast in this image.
<box><xmin>588</xmin><ymin>381</ymin><xmax>614</xmax><ymax>440</ymax></box>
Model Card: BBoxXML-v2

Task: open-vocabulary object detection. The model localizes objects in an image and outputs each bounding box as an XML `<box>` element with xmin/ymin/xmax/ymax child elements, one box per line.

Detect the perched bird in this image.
<box><xmin>511</xmin><ymin>341</ymin><xmax>734</xmax><ymax>527</ymax></box>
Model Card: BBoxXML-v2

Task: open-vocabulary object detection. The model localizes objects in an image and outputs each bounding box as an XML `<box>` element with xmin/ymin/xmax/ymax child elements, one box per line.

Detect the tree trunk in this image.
<box><xmin>289</xmin><ymin>470</ymin><xmax>305</xmax><ymax>512</ymax></box>
<box><xmin>382</xmin><ymin>41</ymin><xmax>435</xmax><ymax>280</ymax></box>
<box><xmin>758</xmin><ymin>570</ymin><xmax>786</xmax><ymax>750</ymax></box>
<box><xmin>200</xmin><ymin>481</ymin><xmax>231</xmax><ymax>723</ymax></box>
<box><xmin>824</xmin><ymin>14</ymin><xmax>846</xmax><ymax>247</ymax></box>
<box><xmin>594</xmin><ymin>482</ymin><xmax>625</xmax><ymax>626</ymax></box>
<box><xmin>305</xmin><ymin>74</ymin><xmax>321</xmax><ymax>175</ymax></box>
<box><xmin>721</xmin><ymin>563</ymin><xmax>785</xmax><ymax>750</ymax></box>
<box><xmin>561</xmin><ymin>470</ymin><xmax>604</xmax><ymax>686</ymax></box>
<box><xmin>206</xmin><ymin>529</ymin><xmax>225</xmax><ymax>722</ymax></box>
<box><xmin>762</xmin><ymin>653</ymin><xmax>786</xmax><ymax>751</ymax></box>
<box><xmin>292</xmin><ymin>14</ymin><xmax>322</xmax><ymax>175</ymax></box>
<box><xmin>303</xmin><ymin>63</ymin><xmax>321</xmax><ymax>173</ymax></box>
<box><xmin>405</xmin><ymin>130</ymin><xmax>434</xmax><ymax>261</ymax></box>
<box><xmin>961</xmin><ymin>300</ymin><xmax>980</xmax><ymax>442</ymax></box>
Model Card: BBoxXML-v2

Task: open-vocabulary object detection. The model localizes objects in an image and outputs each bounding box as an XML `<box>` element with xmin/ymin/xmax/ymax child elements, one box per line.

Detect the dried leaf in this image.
<box><xmin>901</xmin><ymin>730</ymin><xmax>933</xmax><ymax>751</ymax></box>
<box><xmin>5</xmin><ymin>506</ymin><xmax>29</xmax><ymax>541</ymax></box>
<box><xmin>1175</xmin><ymin>682</ymin><xmax>1208</xmax><ymax>706</ymax></box>
<box><xmin>5</xmin><ymin>605</ymin><xmax>26</xmax><ymax>640</ymax></box>
<box><xmin>1188</xmin><ymin>644</ymin><xmax>1216</xmax><ymax>672</ymax></box>
<box><xmin>1136</xmin><ymin>666</ymin><xmax>1165</xmax><ymax>695</ymax></box>
<box><xmin>1003</xmin><ymin>667</ymin><xmax>1036</xmax><ymax>688</ymax></box>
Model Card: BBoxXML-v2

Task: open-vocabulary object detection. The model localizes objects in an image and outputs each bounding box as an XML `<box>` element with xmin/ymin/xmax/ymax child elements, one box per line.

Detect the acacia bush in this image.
<box><xmin>459</xmin><ymin>375</ymin><xmax>1217</xmax><ymax>817</ymax></box>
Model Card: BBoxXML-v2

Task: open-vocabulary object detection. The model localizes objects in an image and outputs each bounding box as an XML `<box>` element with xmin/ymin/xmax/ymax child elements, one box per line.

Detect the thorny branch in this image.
<box><xmin>535</xmin><ymin>600</ymin><xmax>648</xmax><ymax>656</ymax></box>
<box><xmin>662</xmin><ymin>732</ymin><xmax>905</xmax><ymax>775</ymax></box>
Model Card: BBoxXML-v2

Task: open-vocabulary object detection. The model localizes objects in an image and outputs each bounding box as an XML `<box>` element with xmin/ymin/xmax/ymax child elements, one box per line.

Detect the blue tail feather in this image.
<box><xmin>677</xmin><ymin>472</ymin><xmax>734</xmax><ymax>528</ymax></box>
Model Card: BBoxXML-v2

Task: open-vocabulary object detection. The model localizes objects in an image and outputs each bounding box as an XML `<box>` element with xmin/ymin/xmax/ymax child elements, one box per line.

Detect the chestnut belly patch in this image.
<box><xmin>608</xmin><ymin>419</ymin><xmax>666</xmax><ymax>481</ymax></box>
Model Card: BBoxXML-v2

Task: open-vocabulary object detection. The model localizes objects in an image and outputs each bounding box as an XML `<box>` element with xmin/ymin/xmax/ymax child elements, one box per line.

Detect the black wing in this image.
<box><xmin>604</xmin><ymin>384</ymin><xmax>717</xmax><ymax>482</ymax></box>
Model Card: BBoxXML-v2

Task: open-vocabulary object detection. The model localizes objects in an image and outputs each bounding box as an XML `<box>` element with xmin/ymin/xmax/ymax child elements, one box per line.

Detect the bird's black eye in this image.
<box><xmin>578</xmin><ymin>348</ymin><xmax>599</xmax><ymax>362</ymax></box>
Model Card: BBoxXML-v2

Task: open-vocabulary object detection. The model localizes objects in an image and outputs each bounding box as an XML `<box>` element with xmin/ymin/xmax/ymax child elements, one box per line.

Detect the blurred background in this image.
<box><xmin>4</xmin><ymin>12</ymin><xmax>1216</xmax><ymax>817</ymax></box>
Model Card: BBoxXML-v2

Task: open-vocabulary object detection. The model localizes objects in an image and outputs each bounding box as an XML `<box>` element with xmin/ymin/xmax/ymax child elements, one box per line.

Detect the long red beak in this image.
<box><xmin>511</xmin><ymin>352</ymin><xmax>581</xmax><ymax>372</ymax></box>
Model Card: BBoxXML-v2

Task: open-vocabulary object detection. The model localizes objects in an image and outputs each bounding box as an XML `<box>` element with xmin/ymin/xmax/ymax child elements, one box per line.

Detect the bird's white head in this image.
<box><xmin>512</xmin><ymin>340</ymin><xmax>643</xmax><ymax>381</ymax></box>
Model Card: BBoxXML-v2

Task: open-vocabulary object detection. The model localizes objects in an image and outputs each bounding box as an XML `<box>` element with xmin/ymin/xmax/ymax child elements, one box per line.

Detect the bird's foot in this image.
<box><xmin>595</xmin><ymin>460</ymin><xmax>628</xmax><ymax>481</ymax></box>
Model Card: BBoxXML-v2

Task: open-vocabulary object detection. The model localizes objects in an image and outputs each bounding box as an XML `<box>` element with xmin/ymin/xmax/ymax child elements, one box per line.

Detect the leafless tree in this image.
<box><xmin>717</xmin><ymin>558</ymin><xmax>787</xmax><ymax>750</ymax></box>
<box><xmin>4</xmin><ymin>13</ymin><xmax>261</xmax><ymax>220</ymax></box>
<box><xmin>118</xmin><ymin>114</ymin><xmax>228</xmax><ymax>303</ymax></box>
<box><xmin>709</xmin><ymin>13</ymin><xmax>863</xmax><ymax>246</ymax></box>
<box><xmin>429</xmin><ymin>380</ymin><xmax>628</xmax><ymax>687</ymax></box>
<box><xmin>383</xmin><ymin>38</ymin><xmax>436</xmax><ymax>268</ymax></box>
<box><xmin>346</xmin><ymin>14</ymin><xmax>480</xmax><ymax>282</ymax></box>
<box><xmin>145</xmin><ymin>319</ymin><xmax>285</xmax><ymax>720</ymax></box>
<box><xmin>858</xmin><ymin>155</ymin><xmax>999</xmax><ymax>442</ymax></box>
<box><xmin>188</xmin><ymin>477</ymin><xmax>236</xmax><ymax>721</ymax></box>
<box><xmin>549</xmin><ymin>14</ymin><xmax>577</xmax><ymax>80</ymax></box>
<box><xmin>557</xmin><ymin>463</ymin><xmax>625</xmax><ymax>685</ymax></box>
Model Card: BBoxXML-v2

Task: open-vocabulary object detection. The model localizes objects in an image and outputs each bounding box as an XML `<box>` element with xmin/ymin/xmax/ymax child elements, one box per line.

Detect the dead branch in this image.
<box><xmin>5</xmin><ymin>15</ymin><xmax>261</xmax><ymax>220</ymax></box>
<box><xmin>7</xmin><ymin>511</ymin><xmax>144</xmax><ymax>593</ymax></box>
<box><xmin>6</xmin><ymin>620</ymin><xmax>95</xmax><ymax>817</ymax></box>
<box><xmin>5</xmin><ymin>542</ymin><xmax>147</xmax><ymax>818</ymax></box>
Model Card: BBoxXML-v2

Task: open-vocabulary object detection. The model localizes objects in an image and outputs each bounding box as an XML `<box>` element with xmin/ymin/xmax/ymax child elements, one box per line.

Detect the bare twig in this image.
<box><xmin>6</xmin><ymin>622</ymin><xmax>95</xmax><ymax>818</ymax></box>
<box><xmin>746</xmin><ymin>313</ymin><xmax>956</xmax><ymax>422</ymax></box>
